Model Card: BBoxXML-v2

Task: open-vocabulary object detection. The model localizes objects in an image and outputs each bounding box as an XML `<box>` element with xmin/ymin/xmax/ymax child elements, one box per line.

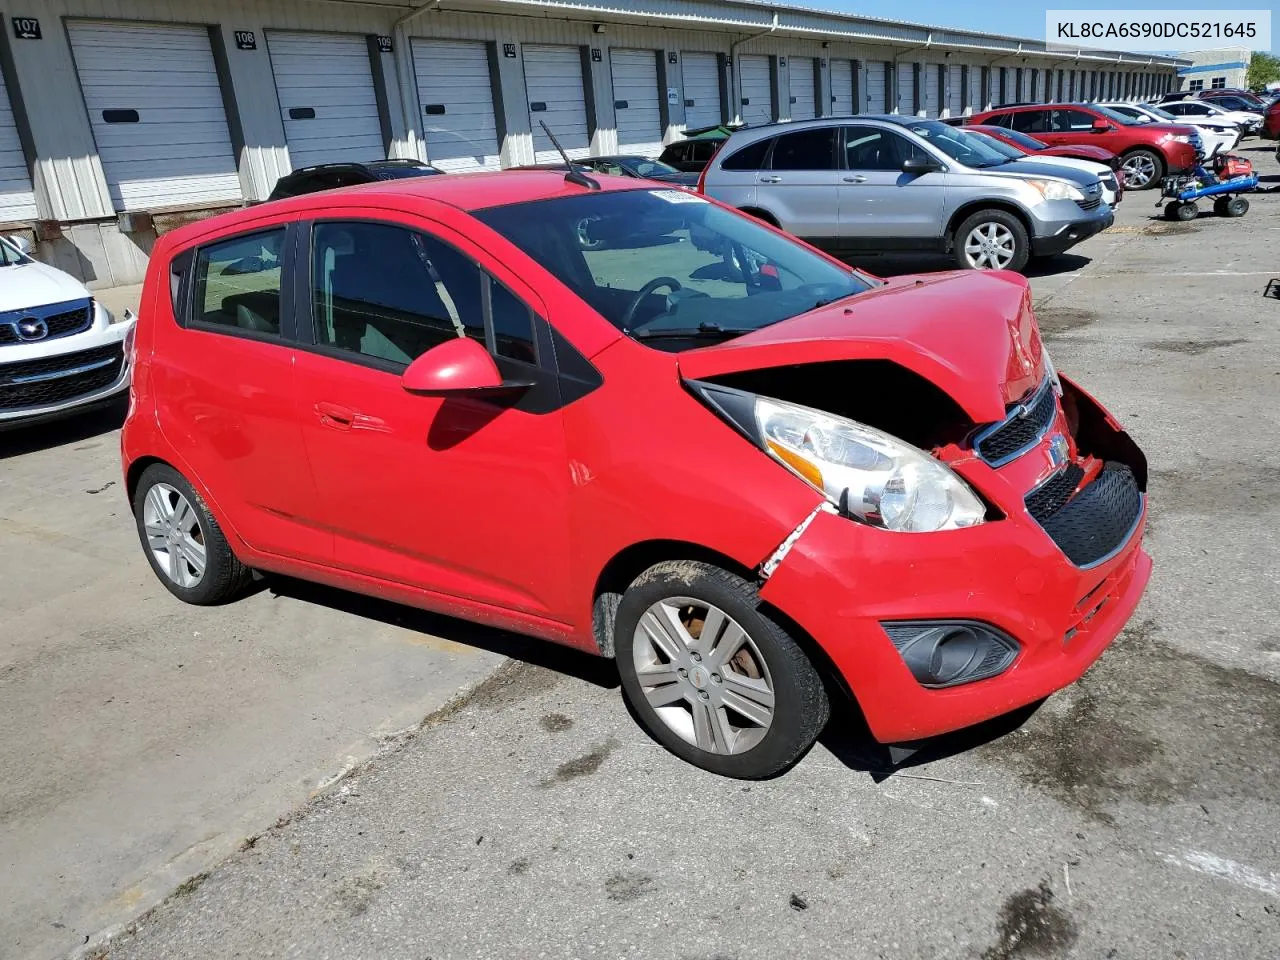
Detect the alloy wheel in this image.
<box><xmin>963</xmin><ymin>222</ymin><xmax>1017</xmax><ymax>269</ymax></box>
<box><xmin>632</xmin><ymin>597</ymin><xmax>775</xmax><ymax>755</ymax></box>
<box><xmin>142</xmin><ymin>482</ymin><xmax>207</xmax><ymax>588</ymax></box>
<box><xmin>1121</xmin><ymin>154</ymin><xmax>1157</xmax><ymax>189</ymax></box>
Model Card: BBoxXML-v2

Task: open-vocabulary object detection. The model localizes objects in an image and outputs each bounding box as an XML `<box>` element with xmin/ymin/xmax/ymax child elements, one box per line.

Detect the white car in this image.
<box><xmin>0</xmin><ymin>235</ymin><xmax>134</xmax><ymax>429</ymax></box>
<box><xmin>1102</xmin><ymin>102</ymin><xmax>1240</xmax><ymax>158</ymax></box>
<box><xmin>961</xmin><ymin>130</ymin><xmax>1123</xmax><ymax>207</ymax></box>
<box><xmin>1155</xmin><ymin>99</ymin><xmax>1261</xmax><ymax>137</ymax></box>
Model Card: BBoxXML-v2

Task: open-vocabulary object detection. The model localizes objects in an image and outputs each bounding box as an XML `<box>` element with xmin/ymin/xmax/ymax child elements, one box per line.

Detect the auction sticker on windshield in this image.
<box><xmin>651</xmin><ymin>189</ymin><xmax>706</xmax><ymax>204</ymax></box>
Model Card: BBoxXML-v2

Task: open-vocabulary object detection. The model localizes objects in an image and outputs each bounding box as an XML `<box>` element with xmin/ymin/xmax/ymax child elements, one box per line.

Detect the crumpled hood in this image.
<box><xmin>0</xmin><ymin>260</ymin><xmax>90</xmax><ymax>313</ymax></box>
<box><xmin>677</xmin><ymin>270</ymin><xmax>1044</xmax><ymax>423</ymax></box>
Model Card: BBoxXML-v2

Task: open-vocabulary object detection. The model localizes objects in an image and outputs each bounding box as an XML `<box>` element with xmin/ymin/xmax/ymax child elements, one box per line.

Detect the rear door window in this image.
<box><xmin>1008</xmin><ymin>109</ymin><xmax>1051</xmax><ymax>133</ymax></box>
<box><xmin>769</xmin><ymin>128</ymin><xmax>836</xmax><ymax>170</ymax></box>
<box><xmin>190</xmin><ymin>229</ymin><xmax>287</xmax><ymax>336</ymax></box>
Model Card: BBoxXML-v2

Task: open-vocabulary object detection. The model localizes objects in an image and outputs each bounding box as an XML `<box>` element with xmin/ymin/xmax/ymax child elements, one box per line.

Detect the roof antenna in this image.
<box><xmin>539</xmin><ymin>120</ymin><xmax>600</xmax><ymax>191</ymax></box>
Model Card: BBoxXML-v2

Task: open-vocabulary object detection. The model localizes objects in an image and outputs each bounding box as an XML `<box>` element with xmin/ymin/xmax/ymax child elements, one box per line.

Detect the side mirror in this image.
<box><xmin>401</xmin><ymin>337</ymin><xmax>533</xmax><ymax>397</ymax></box>
<box><xmin>7</xmin><ymin>234</ymin><xmax>31</xmax><ymax>255</ymax></box>
<box><xmin>1091</xmin><ymin>119</ymin><xmax>1111</xmax><ymax>133</ymax></box>
<box><xmin>902</xmin><ymin>157</ymin><xmax>943</xmax><ymax>174</ymax></box>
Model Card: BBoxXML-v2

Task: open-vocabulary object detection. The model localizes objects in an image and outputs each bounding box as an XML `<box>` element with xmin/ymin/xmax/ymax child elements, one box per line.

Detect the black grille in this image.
<box><xmin>1033</xmin><ymin>462</ymin><xmax>1143</xmax><ymax>567</ymax></box>
<box><xmin>0</xmin><ymin>344</ymin><xmax>124</xmax><ymax>410</ymax></box>
<box><xmin>0</xmin><ymin>301</ymin><xmax>93</xmax><ymax>345</ymax></box>
<box><xmin>1076</xmin><ymin>195</ymin><xmax>1102</xmax><ymax>211</ymax></box>
<box><xmin>975</xmin><ymin>382</ymin><xmax>1057</xmax><ymax>465</ymax></box>
<box><xmin>1026</xmin><ymin>464</ymin><xmax>1085</xmax><ymax>521</ymax></box>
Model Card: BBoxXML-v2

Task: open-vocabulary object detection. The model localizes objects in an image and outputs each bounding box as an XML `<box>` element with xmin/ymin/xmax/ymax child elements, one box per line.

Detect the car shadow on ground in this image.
<box><xmin>264</xmin><ymin>574</ymin><xmax>1036</xmax><ymax>782</ymax></box>
<box><xmin>0</xmin><ymin>397</ymin><xmax>126</xmax><ymax>459</ymax></box>
<box><xmin>263</xmin><ymin>574</ymin><xmax>621</xmax><ymax>690</ymax></box>
<box><xmin>844</xmin><ymin>252</ymin><xmax>1090</xmax><ymax>279</ymax></box>
<box><xmin>818</xmin><ymin>693</ymin><xmax>1043</xmax><ymax>780</ymax></box>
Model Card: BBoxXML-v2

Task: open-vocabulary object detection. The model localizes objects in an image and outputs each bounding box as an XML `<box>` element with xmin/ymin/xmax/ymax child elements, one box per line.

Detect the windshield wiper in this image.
<box><xmin>632</xmin><ymin>321</ymin><xmax>751</xmax><ymax>340</ymax></box>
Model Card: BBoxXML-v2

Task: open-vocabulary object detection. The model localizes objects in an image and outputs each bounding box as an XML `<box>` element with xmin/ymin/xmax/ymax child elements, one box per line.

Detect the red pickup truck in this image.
<box><xmin>968</xmin><ymin>103</ymin><xmax>1200</xmax><ymax>190</ymax></box>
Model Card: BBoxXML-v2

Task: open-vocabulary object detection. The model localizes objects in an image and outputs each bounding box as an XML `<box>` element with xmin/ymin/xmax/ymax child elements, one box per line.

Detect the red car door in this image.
<box><xmin>290</xmin><ymin>213</ymin><xmax>574</xmax><ymax>625</ymax></box>
<box><xmin>155</xmin><ymin>223</ymin><xmax>331</xmax><ymax>564</ymax></box>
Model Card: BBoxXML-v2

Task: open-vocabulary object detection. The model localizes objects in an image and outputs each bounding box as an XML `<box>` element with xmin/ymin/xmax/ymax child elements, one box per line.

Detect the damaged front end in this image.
<box><xmin>681</xmin><ymin>347</ymin><xmax>1150</xmax><ymax>744</ymax></box>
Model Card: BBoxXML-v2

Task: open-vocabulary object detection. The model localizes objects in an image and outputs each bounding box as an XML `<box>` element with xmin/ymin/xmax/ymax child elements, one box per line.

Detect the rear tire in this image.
<box><xmin>614</xmin><ymin>561</ymin><xmax>830</xmax><ymax>779</ymax></box>
<box><xmin>1172</xmin><ymin>201</ymin><xmax>1199</xmax><ymax>221</ymax></box>
<box><xmin>952</xmin><ymin>209</ymin><xmax>1030</xmax><ymax>273</ymax></box>
<box><xmin>1119</xmin><ymin>149</ymin><xmax>1164</xmax><ymax>190</ymax></box>
<box><xmin>133</xmin><ymin>463</ymin><xmax>253</xmax><ymax>605</ymax></box>
<box><xmin>1224</xmin><ymin>197</ymin><xmax>1249</xmax><ymax>217</ymax></box>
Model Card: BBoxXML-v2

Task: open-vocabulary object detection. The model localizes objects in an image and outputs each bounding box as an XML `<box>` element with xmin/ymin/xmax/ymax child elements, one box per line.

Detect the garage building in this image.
<box><xmin>0</xmin><ymin>0</ymin><xmax>1184</xmax><ymax>287</ymax></box>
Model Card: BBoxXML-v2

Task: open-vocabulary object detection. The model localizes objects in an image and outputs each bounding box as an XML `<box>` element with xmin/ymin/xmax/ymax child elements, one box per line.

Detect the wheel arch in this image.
<box><xmin>589</xmin><ymin>540</ymin><xmax>851</xmax><ymax>705</ymax></box>
<box><xmin>738</xmin><ymin>206</ymin><xmax>780</xmax><ymax>226</ymax></box>
<box><xmin>944</xmin><ymin>200</ymin><xmax>1033</xmax><ymax>250</ymax></box>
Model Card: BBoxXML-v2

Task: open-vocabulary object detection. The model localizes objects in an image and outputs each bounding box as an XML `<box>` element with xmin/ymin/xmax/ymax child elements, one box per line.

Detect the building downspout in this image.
<box><xmin>892</xmin><ymin>38</ymin><xmax>931</xmax><ymax>115</ymax></box>
<box><xmin>392</xmin><ymin>0</ymin><xmax>441</xmax><ymax>158</ymax></box>
<box><xmin>729</xmin><ymin>10</ymin><xmax>778</xmax><ymax>125</ymax></box>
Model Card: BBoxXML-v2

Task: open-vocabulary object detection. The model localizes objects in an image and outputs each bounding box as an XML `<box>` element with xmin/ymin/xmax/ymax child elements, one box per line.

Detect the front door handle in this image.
<box><xmin>315</xmin><ymin>401</ymin><xmax>355</xmax><ymax>430</ymax></box>
<box><xmin>759</xmin><ymin>175</ymin><xmax>783</xmax><ymax>183</ymax></box>
<box><xmin>843</xmin><ymin>175</ymin><xmax>868</xmax><ymax>183</ymax></box>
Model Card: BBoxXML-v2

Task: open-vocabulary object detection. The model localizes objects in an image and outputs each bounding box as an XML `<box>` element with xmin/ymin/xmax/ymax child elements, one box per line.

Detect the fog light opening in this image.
<box><xmin>882</xmin><ymin>620</ymin><xmax>1019</xmax><ymax>689</ymax></box>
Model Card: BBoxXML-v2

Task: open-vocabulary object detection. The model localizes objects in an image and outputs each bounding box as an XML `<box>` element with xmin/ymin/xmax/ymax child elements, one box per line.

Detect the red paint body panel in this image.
<box><xmin>968</xmin><ymin>105</ymin><xmax>1199</xmax><ymax>173</ymax></box>
<box><xmin>123</xmin><ymin>174</ymin><xmax>1151</xmax><ymax>745</ymax></box>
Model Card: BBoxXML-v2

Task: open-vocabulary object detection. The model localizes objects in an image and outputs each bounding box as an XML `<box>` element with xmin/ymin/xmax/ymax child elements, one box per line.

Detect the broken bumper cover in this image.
<box><xmin>760</xmin><ymin>503</ymin><xmax>1150</xmax><ymax>743</ymax></box>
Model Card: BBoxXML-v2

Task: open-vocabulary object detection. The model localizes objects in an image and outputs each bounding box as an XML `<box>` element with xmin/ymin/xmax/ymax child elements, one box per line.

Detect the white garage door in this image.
<box><xmin>788</xmin><ymin>57</ymin><xmax>816</xmax><ymax>120</ymax></box>
<box><xmin>924</xmin><ymin>65</ymin><xmax>941</xmax><ymax>117</ymax></box>
<box><xmin>682</xmin><ymin>52</ymin><xmax>722</xmax><ymax>129</ymax></box>
<box><xmin>970</xmin><ymin>67</ymin><xmax>985</xmax><ymax>111</ymax></box>
<box><xmin>0</xmin><ymin>70</ymin><xmax>35</xmax><ymax>222</ymax></box>
<box><xmin>830</xmin><ymin>59</ymin><xmax>853</xmax><ymax>115</ymax></box>
<box><xmin>946</xmin><ymin>65</ymin><xmax>963</xmax><ymax>116</ymax></box>
<box><xmin>268</xmin><ymin>32</ymin><xmax>384</xmax><ymax>170</ymax></box>
<box><xmin>739</xmin><ymin>55</ymin><xmax>773</xmax><ymax>126</ymax></box>
<box><xmin>525</xmin><ymin>45</ymin><xmax>590</xmax><ymax>162</ymax></box>
<box><xmin>412</xmin><ymin>39</ymin><xmax>501</xmax><ymax>172</ymax></box>
<box><xmin>897</xmin><ymin>63</ymin><xmax>916</xmax><ymax>114</ymax></box>
<box><xmin>610</xmin><ymin>49</ymin><xmax>663</xmax><ymax>156</ymax></box>
<box><xmin>867</xmin><ymin>62</ymin><xmax>887</xmax><ymax>113</ymax></box>
<box><xmin>68</xmin><ymin>21</ymin><xmax>241</xmax><ymax>211</ymax></box>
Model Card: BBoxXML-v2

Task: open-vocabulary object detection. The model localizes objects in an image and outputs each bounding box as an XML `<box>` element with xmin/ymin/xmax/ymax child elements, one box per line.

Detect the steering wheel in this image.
<box><xmin>621</xmin><ymin>277</ymin><xmax>684</xmax><ymax>331</ymax></box>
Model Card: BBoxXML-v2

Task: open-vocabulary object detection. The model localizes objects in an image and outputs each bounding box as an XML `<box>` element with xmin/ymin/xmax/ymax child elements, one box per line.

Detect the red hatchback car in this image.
<box><xmin>968</xmin><ymin>103</ymin><xmax>1199</xmax><ymax>190</ymax></box>
<box><xmin>121</xmin><ymin>171</ymin><xmax>1152</xmax><ymax>778</ymax></box>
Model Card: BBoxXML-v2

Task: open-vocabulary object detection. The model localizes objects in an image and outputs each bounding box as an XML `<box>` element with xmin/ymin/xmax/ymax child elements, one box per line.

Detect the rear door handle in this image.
<box><xmin>843</xmin><ymin>175</ymin><xmax>867</xmax><ymax>183</ymax></box>
<box><xmin>759</xmin><ymin>175</ymin><xmax>783</xmax><ymax>183</ymax></box>
<box><xmin>315</xmin><ymin>401</ymin><xmax>355</xmax><ymax>430</ymax></box>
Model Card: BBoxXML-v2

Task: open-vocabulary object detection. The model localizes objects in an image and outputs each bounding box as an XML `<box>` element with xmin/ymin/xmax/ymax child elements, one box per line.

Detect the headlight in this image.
<box><xmin>1041</xmin><ymin>344</ymin><xmax>1063</xmax><ymax>396</ymax></box>
<box><xmin>730</xmin><ymin>394</ymin><xmax>985</xmax><ymax>532</ymax></box>
<box><xmin>1170</xmin><ymin>134</ymin><xmax>1194</xmax><ymax>144</ymax></box>
<box><xmin>1026</xmin><ymin>178</ymin><xmax>1084</xmax><ymax>202</ymax></box>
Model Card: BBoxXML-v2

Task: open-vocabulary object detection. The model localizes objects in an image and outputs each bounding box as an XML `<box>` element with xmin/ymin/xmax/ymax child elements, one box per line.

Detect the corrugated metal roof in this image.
<box><xmin>443</xmin><ymin>0</ymin><xmax>1189</xmax><ymax>66</ymax></box>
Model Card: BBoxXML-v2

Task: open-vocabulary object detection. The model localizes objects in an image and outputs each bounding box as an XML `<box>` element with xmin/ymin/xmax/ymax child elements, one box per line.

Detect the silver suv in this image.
<box><xmin>700</xmin><ymin>116</ymin><xmax>1114</xmax><ymax>272</ymax></box>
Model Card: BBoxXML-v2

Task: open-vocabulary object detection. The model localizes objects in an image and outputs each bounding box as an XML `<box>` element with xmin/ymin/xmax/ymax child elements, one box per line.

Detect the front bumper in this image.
<box><xmin>0</xmin><ymin>316</ymin><xmax>134</xmax><ymax>428</ymax></box>
<box><xmin>758</xmin><ymin>377</ymin><xmax>1150</xmax><ymax>744</ymax></box>
<box><xmin>1030</xmin><ymin>205</ymin><xmax>1114</xmax><ymax>257</ymax></box>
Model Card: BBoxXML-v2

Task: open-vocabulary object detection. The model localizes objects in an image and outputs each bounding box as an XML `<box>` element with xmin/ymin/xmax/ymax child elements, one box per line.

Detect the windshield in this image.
<box><xmin>899</xmin><ymin>120</ymin><xmax>1011</xmax><ymax>168</ymax></box>
<box><xmin>990</xmin><ymin>127</ymin><xmax>1049</xmax><ymax>151</ymax></box>
<box><xmin>1139</xmin><ymin>104</ymin><xmax>1176</xmax><ymax>121</ymax></box>
<box><xmin>963</xmin><ymin>131</ymin><xmax>1024</xmax><ymax>160</ymax></box>
<box><xmin>0</xmin><ymin>238</ymin><xmax>29</xmax><ymax>266</ymax></box>
<box><xmin>625</xmin><ymin>159</ymin><xmax>681</xmax><ymax>177</ymax></box>
<box><xmin>1089</xmin><ymin>104</ymin><xmax>1140</xmax><ymax>126</ymax></box>
<box><xmin>475</xmin><ymin>189</ymin><xmax>874</xmax><ymax>350</ymax></box>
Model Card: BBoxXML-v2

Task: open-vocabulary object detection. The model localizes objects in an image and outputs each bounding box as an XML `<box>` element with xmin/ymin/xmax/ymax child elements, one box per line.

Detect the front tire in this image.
<box><xmin>1119</xmin><ymin>149</ymin><xmax>1164</xmax><ymax>190</ymax></box>
<box><xmin>1223</xmin><ymin>197</ymin><xmax>1249</xmax><ymax>217</ymax></box>
<box><xmin>133</xmin><ymin>463</ymin><xmax>253</xmax><ymax>605</ymax></box>
<box><xmin>952</xmin><ymin>209</ymin><xmax>1029</xmax><ymax>272</ymax></box>
<box><xmin>615</xmin><ymin>561</ymin><xmax>830</xmax><ymax>779</ymax></box>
